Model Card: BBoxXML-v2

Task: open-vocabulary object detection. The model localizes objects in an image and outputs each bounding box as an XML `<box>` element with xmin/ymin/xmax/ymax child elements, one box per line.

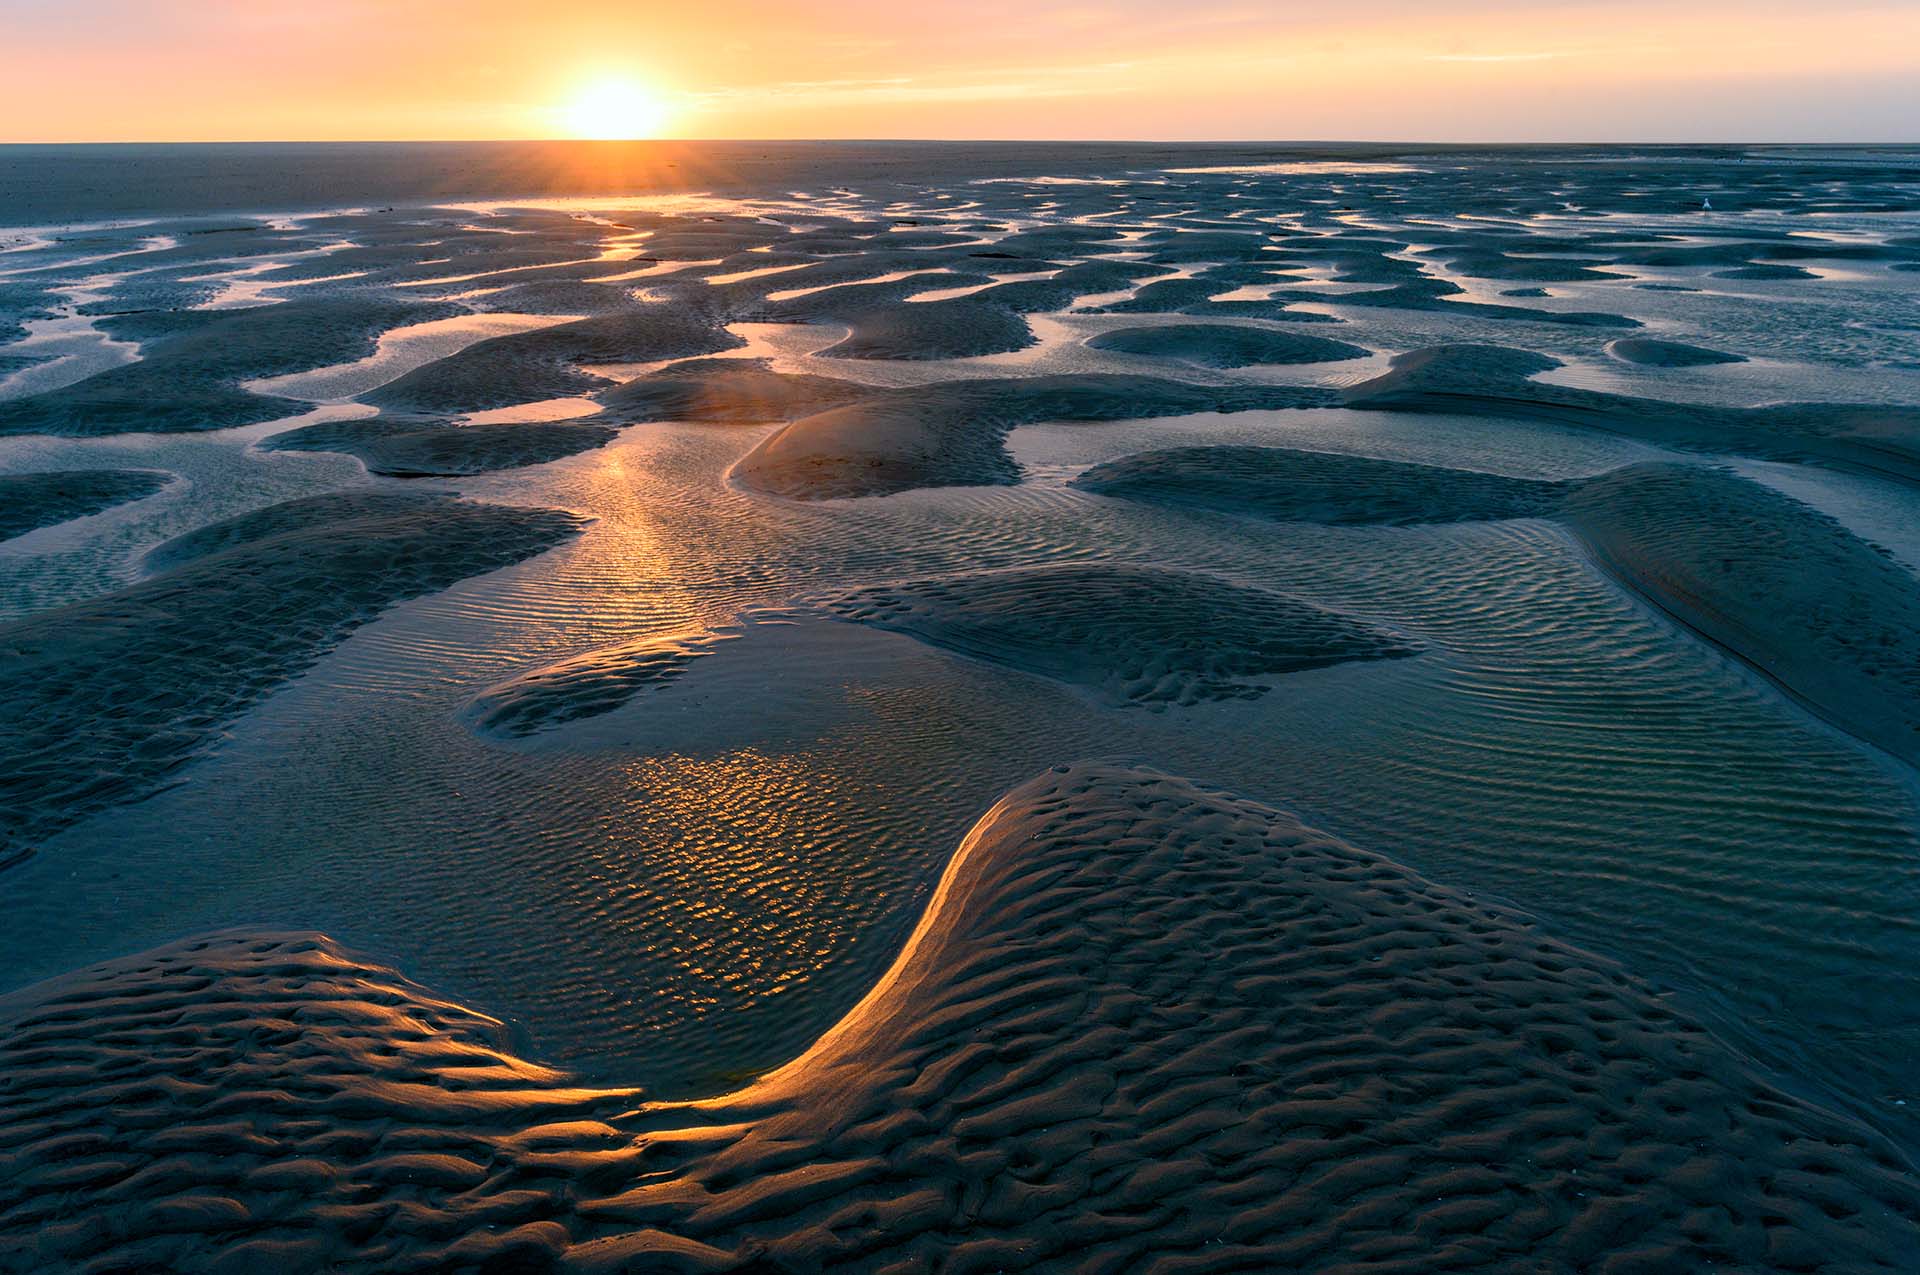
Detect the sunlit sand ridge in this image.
<box><xmin>4</xmin><ymin>765</ymin><xmax>1917</xmax><ymax>1271</ymax></box>
<box><xmin>2</xmin><ymin>142</ymin><xmax>1920</xmax><ymax>1271</ymax></box>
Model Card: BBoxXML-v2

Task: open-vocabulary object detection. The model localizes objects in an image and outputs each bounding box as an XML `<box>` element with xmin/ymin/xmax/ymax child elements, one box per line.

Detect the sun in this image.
<box><xmin>560</xmin><ymin>77</ymin><xmax>671</xmax><ymax>140</ymax></box>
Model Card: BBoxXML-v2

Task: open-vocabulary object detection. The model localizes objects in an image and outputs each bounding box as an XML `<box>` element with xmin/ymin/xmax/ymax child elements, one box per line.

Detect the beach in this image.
<box><xmin>2</xmin><ymin>141</ymin><xmax>1919</xmax><ymax>1270</ymax></box>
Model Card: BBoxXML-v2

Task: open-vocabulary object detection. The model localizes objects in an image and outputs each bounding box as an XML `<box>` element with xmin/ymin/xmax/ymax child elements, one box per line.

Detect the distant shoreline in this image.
<box><xmin>4</xmin><ymin>139</ymin><xmax>1917</xmax><ymax>227</ymax></box>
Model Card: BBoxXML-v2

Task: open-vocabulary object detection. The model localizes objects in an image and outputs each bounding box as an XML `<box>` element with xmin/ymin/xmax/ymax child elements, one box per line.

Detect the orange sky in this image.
<box><xmin>4</xmin><ymin>1</ymin><xmax>1917</xmax><ymax>142</ymax></box>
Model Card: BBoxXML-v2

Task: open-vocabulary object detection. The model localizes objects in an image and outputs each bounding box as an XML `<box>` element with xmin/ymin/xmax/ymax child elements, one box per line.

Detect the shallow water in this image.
<box><xmin>3</xmin><ymin>143</ymin><xmax>1919</xmax><ymax>1162</ymax></box>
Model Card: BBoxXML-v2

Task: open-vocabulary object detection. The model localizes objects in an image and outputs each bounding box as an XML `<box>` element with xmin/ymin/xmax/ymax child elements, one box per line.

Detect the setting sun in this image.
<box><xmin>560</xmin><ymin>76</ymin><xmax>671</xmax><ymax>140</ymax></box>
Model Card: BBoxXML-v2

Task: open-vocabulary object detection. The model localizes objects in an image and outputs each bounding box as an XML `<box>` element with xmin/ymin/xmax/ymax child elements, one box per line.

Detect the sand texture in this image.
<box><xmin>1073</xmin><ymin>445</ymin><xmax>1571</xmax><ymax>526</ymax></box>
<box><xmin>1607</xmin><ymin>338</ymin><xmax>1747</xmax><ymax>368</ymax></box>
<box><xmin>0</xmin><ymin>468</ymin><xmax>168</xmax><ymax>540</ymax></box>
<box><xmin>827</xmin><ymin>564</ymin><xmax>1415</xmax><ymax>705</ymax></box>
<box><xmin>366</xmin><ymin>311</ymin><xmax>743</xmax><ymax>416</ymax></box>
<box><xmin>1561</xmin><ymin>463</ymin><xmax>1920</xmax><ymax>769</ymax></box>
<box><xmin>1087</xmin><ymin>323</ymin><xmax>1368</xmax><ymax>367</ymax></box>
<box><xmin>1345</xmin><ymin>345</ymin><xmax>1920</xmax><ymax>483</ymax></box>
<box><xmin>264</xmin><ymin>416</ymin><xmax>621</xmax><ymax>477</ymax></box>
<box><xmin>6</xmin><ymin>145</ymin><xmax>1920</xmax><ymax>1272</ymax></box>
<box><xmin>0</xmin><ymin>491</ymin><xmax>582</xmax><ymax>853</ymax></box>
<box><xmin>466</xmin><ymin>628</ymin><xmax>742</xmax><ymax>738</ymax></box>
<box><xmin>734</xmin><ymin>375</ymin><xmax>1334</xmax><ymax>500</ymax></box>
<box><xmin>594</xmin><ymin>358</ymin><xmax>869</xmax><ymax>426</ymax></box>
<box><xmin>3</xmin><ymin>764</ymin><xmax>1916</xmax><ymax>1273</ymax></box>
<box><xmin>0</xmin><ymin>298</ymin><xmax>459</xmax><ymax>436</ymax></box>
<box><xmin>817</xmin><ymin>298</ymin><xmax>1038</xmax><ymax>361</ymax></box>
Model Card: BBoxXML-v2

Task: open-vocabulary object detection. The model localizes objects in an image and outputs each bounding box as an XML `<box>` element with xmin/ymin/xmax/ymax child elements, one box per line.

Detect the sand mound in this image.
<box><xmin>468</xmin><ymin>279</ymin><xmax>647</xmax><ymax>315</ymax></box>
<box><xmin>0</xmin><ymin>282</ymin><xmax>56</xmax><ymax>345</ymax></box>
<box><xmin>5</xmin><ymin>764</ymin><xmax>1917</xmax><ymax>1273</ymax></box>
<box><xmin>1134</xmin><ymin>229</ymin><xmax>1276</xmax><ymax>263</ymax></box>
<box><xmin>731</xmin><ymin>391</ymin><xmax>1021</xmax><ymax>499</ymax></box>
<box><xmin>1346</xmin><ymin>345</ymin><xmax>1920</xmax><ymax>484</ymax></box>
<box><xmin>1080</xmin><ymin>276</ymin><xmax>1226</xmax><ymax>313</ymax></box>
<box><xmin>747</xmin><ymin>270</ymin><xmax>994</xmax><ymax>324</ymax></box>
<box><xmin>264</xmin><ymin>416</ymin><xmax>619</xmax><ymax>477</ymax></box>
<box><xmin>1561</xmin><ymin>463</ymin><xmax>1920</xmax><ymax>770</ymax></box>
<box><xmin>1716</xmin><ymin>264</ymin><xmax>1817</xmax><ymax>281</ymax></box>
<box><xmin>0</xmin><ymin>298</ymin><xmax>458</xmax><ymax>437</ymax></box>
<box><xmin>1235</xmin><ymin>245</ymin><xmax>1640</xmax><ymax>329</ymax></box>
<box><xmin>466</xmin><ymin>628</ymin><xmax>740</xmax><ymax>738</ymax></box>
<box><xmin>968</xmin><ymin>260</ymin><xmax>1169</xmax><ymax>314</ymax></box>
<box><xmin>828</xmin><ymin>564</ymin><xmax>1413</xmax><ymax>705</ymax></box>
<box><xmin>1344</xmin><ymin>343</ymin><xmax>1564</xmax><ymax>406</ymax></box>
<box><xmin>1087</xmin><ymin>323</ymin><xmax>1367</xmax><ymax>367</ymax></box>
<box><xmin>1438</xmin><ymin>251</ymin><xmax>1619</xmax><ymax>283</ymax></box>
<box><xmin>366</xmin><ymin>311</ymin><xmax>743</xmax><ymax>416</ymax></box>
<box><xmin>595</xmin><ymin>359</ymin><xmax>869</xmax><ymax>425</ymax></box>
<box><xmin>817</xmin><ymin>298</ymin><xmax>1036</xmax><ymax>361</ymax></box>
<box><xmin>0</xmin><ymin>931</ymin><xmax>635</xmax><ymax>1275</ymax></box>
<box><xmin>0</xmin><ymin>491</ymin><xmax>582</xmax><ymax>851</ymax></box>
<box><xmin>0</xmin><ymin>469</ymin><xmax>168</xmax><ymax>541</ymax></box>
<box><xmin>1607</xmin><ymin>338</ymin><xmax>1747</xmax><ymax>368</ymax></box>
<box><xmin>734</xmin><ymin>374</ymin><xmax>1335</xmax><ymax>500</ymax></box>
<box><xmin>1074</xmin><ymin>445</ymin><xmax>1569</xmax><ymax>526</ymax></box>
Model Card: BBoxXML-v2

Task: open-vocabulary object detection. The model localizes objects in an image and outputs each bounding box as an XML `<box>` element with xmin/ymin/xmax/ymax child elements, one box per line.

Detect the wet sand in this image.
<box><xmin>3</xmin><ymin>143</ymin><xmax>1919</xmax><ymax>1270</ymax></box>
<box><xmin>4</xmin><ymin>764</ymin><xmax>1916</xmax><ymax>1273</ymax></box>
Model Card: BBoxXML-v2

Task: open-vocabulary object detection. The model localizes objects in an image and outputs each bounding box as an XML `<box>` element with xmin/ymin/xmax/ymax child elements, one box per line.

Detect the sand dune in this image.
<box><xmin>1074</xmin><ymin>445</ymin><xmax>1570</xmax><ymax>526</ymax></box>
<box><xmin>0</xmin><ymin>931</ymin><xmax>636</xmax><ymax>1274</ymax></box>
<box><xmin>0</xmin><ymin>468</ymin><xmax>168</xmax><ymax>540</ymax></box>
<box><xmin>828</xmin><ymin>564</ymin><xmax>1413</xmax><ymax>705</ymax></box>
<box><xmin>466</xmin><ymin>627</ymin><xmax>741</xmax><ymax>738</ymax></box>
<box><xmin>4</xmin><ymin>764</ymin><xmax>1916</xmax><ymax>1273</ymax></box>
<box><xmin>0</xmin><ymin>491</ymin><xmax>581</xmax><ymax>854</ymax></box>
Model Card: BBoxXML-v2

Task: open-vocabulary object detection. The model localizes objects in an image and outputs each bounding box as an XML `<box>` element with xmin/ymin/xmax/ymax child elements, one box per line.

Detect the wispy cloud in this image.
<box><xmin>1425</xmin><ymin>51</ymin><xmax>1568</xmax><ymax>63</ymax></box>
<box><xmin>690</xmin><ymin>62</ymin><xmax>1126</xmax><ymax>111</ymax></box>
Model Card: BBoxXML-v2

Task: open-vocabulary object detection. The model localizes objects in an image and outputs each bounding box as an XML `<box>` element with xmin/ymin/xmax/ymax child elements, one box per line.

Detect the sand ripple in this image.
<box><xmin>0</xmin><ymin>468</ymin><xmax>168</xmax><ymax>541</ymax></box>
<box><xmin>366</xmin><ymin>311</ymin><xmax>742</xmax><ymax>417</ymax></box>
<box><xmin>3</xmin><ymin>764</ymin><xmax>1915</xmax><ymax>1273</ymax></box>
<box><xmin>1087</xmin><ymin>322</ymin><xmax>1368</xmax><ymax>367</ymax></box>
<box><xmin>733</xmin><ymin>374</ymin><xmax>1333</xmax><ymax>500</ymax></box>
<box><xmin>0</xmin><ymin>491</ymin><xmax>582</xmax><ymax>856</ymax></box>
<box><xmin>828</xmin><ymin>563</ymin><xmax>1415</xmax><ymax>705</ymax></box>
<box><xmin>467</xmin><ymin>627</ymin><xmax>742</xmax><ymax>738</ymax></box>
<box><xmin>264</xmin><ymin>415</ymin><xmax>620</xmax><ymax>477</ymax></box>
<box><xmin>1074</xmin><ymin>445</ymin><xmax>1570</xmax><ymax>526</ymax></box>
<box><xmin>1562</xmin><ymin>462</ymin><xmax>1920</xmax><ymax>769</ymax></box>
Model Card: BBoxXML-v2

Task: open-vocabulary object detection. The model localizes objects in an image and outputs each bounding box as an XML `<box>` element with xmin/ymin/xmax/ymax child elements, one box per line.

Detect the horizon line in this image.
<box><xmin>4</xmin><ymin>137</ymin><xmax>1917</xmax><ymax>149</ymax></box>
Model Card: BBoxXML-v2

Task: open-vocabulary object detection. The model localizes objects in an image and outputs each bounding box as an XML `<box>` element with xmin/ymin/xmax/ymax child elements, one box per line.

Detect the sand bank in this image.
<box><xmin>4</xmin><ymin>764</ymin><xmax>1915</xmax><ymax>1272</ymax></box>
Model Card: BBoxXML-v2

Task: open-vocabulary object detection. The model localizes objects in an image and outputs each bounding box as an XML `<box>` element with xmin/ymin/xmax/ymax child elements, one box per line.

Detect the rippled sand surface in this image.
<box><xmin>3</xmin><ymin>143</ymin><xmax>1919</xmax><ymax>1269</ymax></box>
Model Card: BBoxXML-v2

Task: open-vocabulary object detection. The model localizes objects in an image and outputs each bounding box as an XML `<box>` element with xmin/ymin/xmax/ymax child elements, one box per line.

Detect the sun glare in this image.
<box><xmin>560</xmin><ymin>77</ymin><xmax>671</xmax><ymax>140</ymax></box>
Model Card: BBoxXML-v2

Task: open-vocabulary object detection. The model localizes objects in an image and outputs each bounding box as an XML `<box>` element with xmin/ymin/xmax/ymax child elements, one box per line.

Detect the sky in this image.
<box><xmin>3</xmin><ymin>0</ymin><xmax>1917</xmax><ymax>143</ymax></box>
